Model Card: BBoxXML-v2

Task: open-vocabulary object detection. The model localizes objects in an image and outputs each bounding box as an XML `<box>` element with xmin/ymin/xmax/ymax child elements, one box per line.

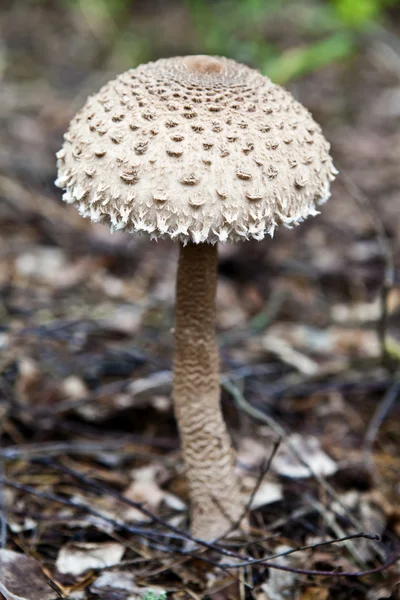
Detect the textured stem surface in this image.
<box><xmin>173</xmin><ymin>242</ymin><xmax>244</xmax><ymax>539</ymax></box>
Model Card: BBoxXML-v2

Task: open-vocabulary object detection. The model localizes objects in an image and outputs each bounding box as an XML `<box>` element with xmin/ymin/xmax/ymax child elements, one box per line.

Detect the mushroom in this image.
<box><xmin>55</xmin><ymin>55</ymin><xmax>336</xmax><ymax>540</ymax></box>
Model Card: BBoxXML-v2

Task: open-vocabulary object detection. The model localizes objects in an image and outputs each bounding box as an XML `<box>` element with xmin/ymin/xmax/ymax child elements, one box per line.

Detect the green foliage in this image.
<box><xmin>185</xmin><ymin>0</ymin><xmax>398</xmax><ymax>82</ymax></box>
<box><xmin>142</xmin><ymin>591</ymin><xmax>167</xmax><ymax>600</ymax></box>
<box><xmin>61</xmin><ymin>0</ymin><xmax>132</xmax><ymax>20</ymax></box>
<box><xmin>264</xmin><ymin>31</ymin><xmax>354</xmax><ymax>83</ymax></box>
<box><xmin>49</xmin><ymin>0</ymin><xmax>400</xmax><ymax>83</ymax></box>
<box><xmin>333</xmin><ymin>0</ymin><xmax>396</xmax><ymax>28</ymax></box>
<box><xmin>184</xmin><ymin>0</ymin><xmax>284</xmax><ymax>66</ymax></box>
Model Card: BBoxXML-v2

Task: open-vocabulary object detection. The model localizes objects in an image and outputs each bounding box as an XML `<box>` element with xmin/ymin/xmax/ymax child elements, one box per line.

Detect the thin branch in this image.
<box><xmin>0</xmin><ymin>460</ymin><xmax>7</xmax><ymax>548</ymax></box>
<box><xmin>363</xmin><ymin>377</ymin><xmax>400</xmax><ymax>457</ymax></box>
<box><xmin>30</xmin><ymin>458</ymin><xmax>246</xmax><ymax>559</ymax></box>
<box><xmin>339</xmin><ymin>169</ymin><xmax>395</xmax><ymax>364</ymax></box>
<box><xmin>307</xmin><ymin>495</ymin><xmax>373</xmax><ymax>568</ymax></box>
<box><xmin>220</xmin><ymin>532</ymin><xmax>379</xmax><ymax>569</ymax></box>
<box><xmin>0</xmin><ymin>440</ymin><xmax>145</xmax><ymax>460</ymax></box>
<box><xmin>210</xmin><ymin>438</ymin><xmax>282</xmax><ymax>543</ymax></box>
<box><xmin>3</xmin><ymin>476</ymin><xmax>396</xmax><ymax>579</ymax></box>
<box><xmin>223</xmin><ymin>379</ymin><xmax>364</xmax><ymax>534</ymax></box>
<box><xmin>1</xmin><ymin>478</ymin><xmax>174</xmax><ymax>547</ymax></box>
<box><xmin>218</xmin><ymin>552</ymin><xmax>399</xmax><ymax>577</ymax></box>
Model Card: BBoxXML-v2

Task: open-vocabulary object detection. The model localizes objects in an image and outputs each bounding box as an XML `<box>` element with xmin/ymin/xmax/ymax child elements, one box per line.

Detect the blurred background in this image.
<box><xmin>2</xmin><ymin>0</ymin><xmax>400</xmax><ymax>190</ymax></box>
<box><xmin>1</xmin><ymin>1</ymin><xmax>400</xmax><ymax>597</ymax></box>
<box><xmin>1</xmin><ymin>0</ymin><xmax>400</xmax><ymax>400</ymax></box>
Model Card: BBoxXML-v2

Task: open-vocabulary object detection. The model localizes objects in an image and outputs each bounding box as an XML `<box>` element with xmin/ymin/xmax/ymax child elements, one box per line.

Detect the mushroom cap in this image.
<box><xmin>55</xmin><ymin>55</ymin><xmax>337</xmax><ymax>244</ymax></box>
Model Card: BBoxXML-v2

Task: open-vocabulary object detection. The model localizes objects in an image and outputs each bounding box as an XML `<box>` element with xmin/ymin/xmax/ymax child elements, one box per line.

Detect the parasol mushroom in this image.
<box><xmin>55</xmin><ymin>55</ymin><xmax>336</xmax><ymax>540</ymax></box>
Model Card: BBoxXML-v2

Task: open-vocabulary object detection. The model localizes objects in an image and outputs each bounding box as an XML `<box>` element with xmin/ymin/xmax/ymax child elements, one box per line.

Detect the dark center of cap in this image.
<box><xmin>183</xmin><ymin>55</ymin><xmax>224</xmax><ymax>75</ymax></box>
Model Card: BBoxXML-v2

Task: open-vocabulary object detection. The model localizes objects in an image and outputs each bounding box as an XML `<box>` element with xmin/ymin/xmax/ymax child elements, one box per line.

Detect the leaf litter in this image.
<box><xmin>0</xmin><ymin>2</ymin><xmax>400</xmax><ymax>599</ymax></box>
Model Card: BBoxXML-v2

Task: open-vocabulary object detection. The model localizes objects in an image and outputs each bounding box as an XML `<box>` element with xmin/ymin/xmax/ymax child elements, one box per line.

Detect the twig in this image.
<box><xmin>238</xmin><ymin>507</ymin><xmax>312</xmax><ymax>549</ymax></box>
<box><xmin>3</xmin><ymin>477</ymin><xmax>393</xmax><ymax>579</ymax></box>
<box><xmin>223</xmin><ymin>379</ymin><xmax>364</xmax><ymax>532</ymax></box>
<box><xmin>210</xmin><ymin>438</ymin><xmax>282</xmax><ymax>543</ymax></box>
<box><xmin>17</xmin><ymin>365</ymin><xmax>281</xmax><ymax>421</ymax></box>
<box><xmin>225</xmin><ymin>380</ymin><xmax>386</xmax><ymax>565</ymax></box>
<box><xmin>218</xmin><ymin>551</ymin><xmax>398</xmax><ymax>577</ymax></box>
<box><xmin>267</xmin><ymin>374</ymin><xmax>391</xmax><ymax>402</ymax></box>
<box><xmin>30</xmin><ymin>458</ymin><xmax>247</xmax><ymax>560</ymax></box>
<box><xmin>219</xmin><ymin>288</ymin><xmax>287</xmax><ymax>347</ymax></box>
<box><xmin>0</xmin><ymin>440</ymin><xmax>152</xmax><ymax>460</ymax></box>
<box><xmin>307</xmin><ymin>495</ymin><xmax>370</xmax><ymax>568</ymax></box>
<box><xmin>339</xmin><ymin>170</ymin><xmax>395</xmax><ymax>364</ymax></box>
<box><xmin>220</xmin><ymin>532</ymin><xmax>379</xmax><ymax>569</ymax></box>
<box><xmin>0</xmin><ymin>460</ymin><xmax>7</xmax><ymax>548</ymax></box>
<box><xmin>363</xmin><ymin>377</ymin><xmax>400</xmax><ymax>457</ymax></box>
<box><xmin>1</xmin><ymin>477</ymin><xmax>185</xmax><ymax>548</ymax></box>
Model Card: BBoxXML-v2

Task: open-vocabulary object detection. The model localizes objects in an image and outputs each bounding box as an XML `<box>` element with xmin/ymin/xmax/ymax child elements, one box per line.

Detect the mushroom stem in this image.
<box><xmin>173</xmin><ymin>242</ymin><xmax>245</xmax><ymax>539</ymax></box>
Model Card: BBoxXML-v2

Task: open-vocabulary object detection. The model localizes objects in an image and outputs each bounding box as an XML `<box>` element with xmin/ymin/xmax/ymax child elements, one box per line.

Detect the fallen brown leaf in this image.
<box><xmin>0</xmin><ymin>549</ymin><xmax>55</xmax><ymax>600</ymax></box>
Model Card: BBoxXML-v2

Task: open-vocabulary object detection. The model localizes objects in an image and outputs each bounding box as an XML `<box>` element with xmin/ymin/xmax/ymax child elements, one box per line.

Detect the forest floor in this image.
<box><xmin>0</xmin><ymin>2</ymin><xmax>400</xmax><ymax>599</ymax></box>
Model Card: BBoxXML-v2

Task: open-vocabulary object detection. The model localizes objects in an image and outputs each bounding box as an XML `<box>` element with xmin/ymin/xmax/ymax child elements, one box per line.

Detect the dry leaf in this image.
<box><xmin>0</xmin><ymin>549</ymin><xmax>55</xmax><ymax>600</ymax></box>
<box><xmin>366</xmin><ymin>585</ymin><xmax>399</xmax><ymax>600</ymax></box>
<box><xmin>299</xmin><ymin>587</ymin><xmax>329</xmax><ymax>600</ymax></box>
<box><xmin>123</xmin><ymin>464</ymin><xmax>185</xmax><ymax>521</ymax></box>
<box><xmin>261</xmin><ymin>545</ymin><xmax>305</xmax><ymax>599</ymax></box>
<box><xmin>15</xmin><ymin>247</ymin><xmax>67</xmax><ymax>285</ymax></box>
<box><xmin>241</xmin><ymin>478</ymin><xmax>282</xmax><ymax>509</ymax></box>
<box><xmin>251</xmin><ymin>481</ymin><xmax>282</xmax><ymax>509</ymax></box>
<box><xmin>238</xmin><ymin>437</ymin><xmax>275</xmax><ymax>470</ymax></box>
<box><xmin>263</xmin><ymin>333</ymin><xmax>319</xmax><ymax>375</ymax></box>
<box><xmin>56</xmin><ymin>541</ymin><xmax>125</xmax><ymax>576</ymax></box>
<box><xmin>91</xmin><ymin>570</ymin><xmax>166</xmax><ymax>599</ymax></box>
<box><xmin>273</xmin><ymin>434</ymin><xmax>337</xmax><ymax>479</ymax></box>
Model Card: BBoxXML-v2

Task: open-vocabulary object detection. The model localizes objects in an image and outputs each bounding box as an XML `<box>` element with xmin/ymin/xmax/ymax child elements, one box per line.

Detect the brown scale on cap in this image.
<box><xmin>56</xmin><ymin>55</ymin><xmax>337</xmax><ymax>541</ymax></box>
<box><xmin>56</xmin><ymin>55</ymin><xmax>336</xmax><ymax>244</ymax></box>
